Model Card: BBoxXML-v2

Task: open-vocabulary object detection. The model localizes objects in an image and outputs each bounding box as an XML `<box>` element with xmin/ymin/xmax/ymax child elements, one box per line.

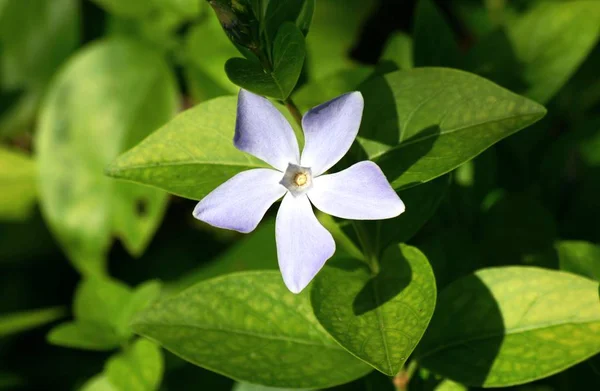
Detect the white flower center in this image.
<box><xmin>280</xmin><ymin>163</ymin><xmax>313</xmax><ymax>197</ymax></box>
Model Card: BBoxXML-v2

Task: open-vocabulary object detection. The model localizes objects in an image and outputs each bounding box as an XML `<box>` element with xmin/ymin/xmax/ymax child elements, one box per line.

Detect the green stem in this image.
<box><xmin>284</xmin><ymin>98</ymin><xmax>303</xmax><ymax>127</ymax></box>
<box><xmin>394</xmin><ymin>360</ymin><xmax>418</xmax><ymax>391</ymax></box>
<box><xmin>352</xmin><ymin>221</ymin><xmax>380</xmax><ymax>275</ymax></box>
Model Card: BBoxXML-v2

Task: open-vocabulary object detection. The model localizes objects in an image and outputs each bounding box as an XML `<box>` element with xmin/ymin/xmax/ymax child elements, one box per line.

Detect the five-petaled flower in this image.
<box><xmin>193</xmin><ymin>89</ymin><xmax>405</xmax><ymax>293</ymax></box>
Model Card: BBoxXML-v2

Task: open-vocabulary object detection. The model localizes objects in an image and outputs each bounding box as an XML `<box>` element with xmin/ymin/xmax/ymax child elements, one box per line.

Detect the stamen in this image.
<box><xmin>294</xmin><ymin>173</ymin><xmax>308</xmax><ymax>186</ymax></box>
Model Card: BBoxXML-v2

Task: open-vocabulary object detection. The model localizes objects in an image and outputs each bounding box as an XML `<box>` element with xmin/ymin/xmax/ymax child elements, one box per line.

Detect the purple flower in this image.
<box><xmin>193</xmin><ymin>90</ymin><xmax>405</xmax><ymax>293</ymax></box>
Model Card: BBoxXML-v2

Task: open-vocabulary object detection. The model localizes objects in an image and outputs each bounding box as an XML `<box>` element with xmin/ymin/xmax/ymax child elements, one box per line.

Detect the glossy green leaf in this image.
<box><xmin>183</xmin><ymin>15</ymin><xmax>240</xmax><ymax>102</ymax></box>
<box><xmin>132</xmin><ymin>271</ymin><xmax>372</xmax><ymax>388</ymax></box>
<box><xmin>413</xmin><ymin>0</ymin><xmax>460</xmax><ymax>67</ymax></box>
<box><xmin>48</xmin><ymin>277</ymin><xmax>162</xmax><ymax>351</ymax></box>
<box><xmin>36</xmin><ymin>39</ymin><xmax>177</xmax><ymax>276</ymax></box>
<box><xmin>0</xmin><ymin>307</ymin><xmax>64</xmax><ymax>338</ymax></box>
<box><xmin>105</xmin><ymin>339</ymin><xmax>164</xmax><ymax>391</ymax></box>
<box><xmin>417</xmin><ymin>267</ymin><xmax>600</xmax><ymax>387</ymax></box>
<box><xmin>0</xmin><ymin>0</ymin><xmax>79</xmax><ymax>88</ymax></box>
<box><xmin>311</xmin><ymin>244</ymin><xmax>437</xmax><ymax>375</ymax></box>
<box><xmin>507</xmin><ymin>1</ymin><xmax>600</xmax><ymax>103</ymax></box>
<box><xmin>226</xmin><ymin>22</ymin><xmax>305</xmax><ymax>99</ymax></box>
<box><xmin>106</xmin><ymin>96</ymin><xmax>268</xmax><ymax>200</ymax></box>
<box><xmin>555</xmin><ymin>241</ymin><xmax>600</xmax><ymax>282</ymax></box>
<box><xmin>0</xmin><ymin>147</ymin><xmax>36</xmax><ymax>221</ymax></box>
<box><xmin>358</xmin><ymin>68</ymin><xmax>546</xmax><ymax>190</ymax></box>
<box><xmin>232</xmin><ymin>383</ymin><xmax>312</xmax><ymax>391</ymax></box>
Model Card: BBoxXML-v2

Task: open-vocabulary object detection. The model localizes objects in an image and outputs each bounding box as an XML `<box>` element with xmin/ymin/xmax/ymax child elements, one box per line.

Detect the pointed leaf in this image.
<box><xmin>417</xmin><ymin>267</ymin><xmax>600</xmax><ymax>387</ymax></box>
<box><xmin>311</xmin><ymin>244</ymin><xmax>436</xmax><ymax>375</ymax></box>
<box><xmin>36</xmin><ymin>39</ymin><xmax>177</xmax><ymax>276</ymax></box>
<box><xmin>358</xmin><ymin>68</ymin><xmax>546</xmax><ymax>190</ymax></box>
<box><xmin>106</xmin><ymin>96</ymin><xmax>269</xmax><ymax>200</ymax></box>
<box><xmin>0</xmin><ymin>307</ymin><xmax>64</xmax><ymax>338</ymax></box>
<box><xmin>226</xmin><ymin>22</ymin><xmax>305</xmax><ymax>99</ymax></box>
<box><xmin>132</xmin><ymin>271</ymin><xmax>372</xmax><ymax>388</ymax></box>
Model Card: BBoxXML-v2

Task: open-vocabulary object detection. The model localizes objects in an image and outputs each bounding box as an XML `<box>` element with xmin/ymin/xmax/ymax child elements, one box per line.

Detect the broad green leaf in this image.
<box><xmin>507</xmin><ymin>1</ymin><xmax>600</xmax><ymax>103</ymax></box>
<box><xmin>305</xmin><ymin>0</ymin><xmax>376</xmax><ymax>79</ymax></box>
<box><xmin>311</xmin><ymin>244</ymin><xmax>436</xmax><ymax>375</ymax></box>
<box><xmin>0</xmin><ymin>307</ymin><xmax>64</xmax><ymax>338</ymax></box>
<box><xmin>48</xmin><ymin>278</ymin><xmax>162</xmax><ymax>351</ymax></box>
<box><xmin>132</xmin><ymin>271</ymin><xmax>373</xmax><ymax>388</ymax></box>
<box><xmin>381</xmin><ymin>32</ymin><xmax>413</xmax><ymax>70</ymax></box>
<box><xmin>226</xmin><ymin>22</ymin><xmax>306</xmax><ymax>99</ymax></box>
<box><xmin>358</xmin><ymin>68</ymin><xmax>546</xmax><ymax>190</ymax></box>
<box><xmin>105</xmin><ymin>339</ymin><xmax>164</xmax><ymax>391</ymax></box>
<box><xmin>36</xmin><ymin>39</ymin><xmax>176</xmax><ymax>276</ymax></box>
<box><xmin>417</xmin><ymin>267</ymin><xmax>600</xmax><ymax>387</ymax></box>
<box><xmin>106</xmin><ymin>96</ymin><xmax>274</xmax><ymax>200</ymax></box>
<box><xmin>0</xmin><ymin>147</ymin><xmax>36</xmax><ymax>221</ymax></box>
<box><xmin>183</xmin><ymin>15</ymin><xmax>240</xmax><ymax>102</ymax></box>
<box><xmin>0</xmin><ymin>0</ymin><xmax>79</xmax><ymax>88</ymax></box>
<box><xmin>169</xmin><ymin>220</ymin><xmax>277</xmax><ymax>293</ymax></box>
<box><xmin>413</xmin><ymin>0</ymin><xmax>460</xmax><ymax>68</ymax></box>
<box><xmin>80</xmin><ymin>375</ymin><xmax>117</xmax><ymax>391</ymax></box>
<box><xmin>555</xmin><ymin>241</ymin><xmax>600</xmax><ymax>282</ymax></box>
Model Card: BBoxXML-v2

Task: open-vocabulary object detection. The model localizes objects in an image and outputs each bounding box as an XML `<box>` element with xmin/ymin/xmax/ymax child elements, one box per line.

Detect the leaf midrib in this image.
<box><xmin>418</xmin><ymin>318</ymin><xmax>600</xmax><ymax>360</ymax></box>
<box><xmin>135</xmin><ymin>321</ymin><xmax>346</xmax><ymax>352</ymax></box>
<box><xmin>370</xmin><ymin>111</ymin><xmax>544</xmax><ymax>161</ymax></box>
<box><xmin>107</xmin><ymin>160</ymin><xmax>270</xmax><ymax>175</ymax></box>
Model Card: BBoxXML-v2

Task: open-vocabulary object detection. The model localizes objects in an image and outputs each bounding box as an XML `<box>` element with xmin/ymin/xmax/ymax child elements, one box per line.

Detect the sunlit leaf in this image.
<box><xmin>0</xmin><ymin>147</ymin><xmax>36</xmax><ymax>221</ymax></box>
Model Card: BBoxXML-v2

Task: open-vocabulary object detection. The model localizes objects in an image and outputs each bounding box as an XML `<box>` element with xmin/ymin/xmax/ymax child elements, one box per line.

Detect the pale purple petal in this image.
<box><xmin>276</xmin><ymin>193</ymin><xmax>335</xmax><ymax>293</ymax></box>
<box><xmin>308</xmin><ymin>161</ymin><xmax>405</xmax><ymax>220</ymax></box>
<box><xmin>300</xmin><ymin>92</ymin><xmax>364</xmax><ymax>176</ymax></box>
<box><xmin>234</xmin><ymin>89</ymin><xmax>300</xmax><ymax>171</ymax></box>
<box><xmin>193</xmin><ymin>169</ymin><xmax>286</xmax><ymax>233</ymax></box>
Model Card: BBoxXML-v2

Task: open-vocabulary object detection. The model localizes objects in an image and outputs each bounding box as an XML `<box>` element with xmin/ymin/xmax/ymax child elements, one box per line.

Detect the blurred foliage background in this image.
<box><xmin>0</xmin><ymin>0</ymin><xmax>599</xmax><ymax>390</ymax></box>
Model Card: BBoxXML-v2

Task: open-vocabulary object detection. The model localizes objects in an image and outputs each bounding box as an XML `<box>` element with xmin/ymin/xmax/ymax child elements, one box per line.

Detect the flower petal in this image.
<box><xmin>193</xmin><ymin>168</ymin><xmax>286</xmax><ymax>233</ymax></box>
<box><xmin>276</xmin><ymin>193</ymin><xmax>335</xmax><ymax>293</ymax></box>
<box><xmin>234</xmin><ymin>89</ymin><xmax>300</xmax><ymax>171</ymax></box>
<box><xmin>300</xmin><ymin>91</ymin><xmax>364</xmax><ymax>176</ymax></box>
<box><xmin>308</xmin><ymin>161</ymin><xmax>405</xmax><ymax>220</ymax></box>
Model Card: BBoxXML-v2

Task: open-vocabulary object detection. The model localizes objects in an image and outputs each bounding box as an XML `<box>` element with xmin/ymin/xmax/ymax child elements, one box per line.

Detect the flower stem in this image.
<box><xmin>352</xmin><ymin>221</ymin><xmax>380</xmax><ymax>275</ymax></box>
<box><xmin>284</xmin><ymin>98</ymin><xmax>303</xmax><ymax>127</ymax></box>
<box><xmin>393</xmin><ymin>360</ymin><xmax>418</xmax><ymax>391</ymax></box>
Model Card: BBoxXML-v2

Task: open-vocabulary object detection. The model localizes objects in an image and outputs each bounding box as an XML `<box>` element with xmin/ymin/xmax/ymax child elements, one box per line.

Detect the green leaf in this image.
<box><xmin>0</xmin><ymin>0</ymin><xmax>79</xmax><ymax>88</ymax></box>
<box><xmin>48</xmin><ymin>277</ymin><xmax>162</xmax><ymax>351</ymax></box>
<box><xmin>232</xmin><ymin>383</ymin><xmax>313</xmax><ymax>391</ymax></box>
<box><xmin>91</xmin><ymin>0</ymin><xmax>154</xmax><ymax>17</ymax></box>
<box><xmin>507</xmin><ymin>1</ymin><xmax>600</xmax><ymax>104</ymax></box>
<box><xmin>296</xmin><ymin>0</ymin><xmax>315</xmax><ymax>36</ymax></box>
<box><xmin>0</xmin><ymin>147</ymin><xmax>36</xmax><ymax>221</ymax></box>
<box><xmin>47</xmin><ymin>322</ymin><xmax>124</xmax><ymax>351</ymax></box>
<box><xmin>226</xmin><ymin>22</ymin><xmax>306</xmax><ymax>99</ymax></box>
<box><xmin>80</xmin><ymin>339</ymin><xmax>164</xmax><ymax>391</ymax></box>
<box><xmin>132</xmin><ymin>271</ymin><xmax>372</xmax><ymax>388</ymax></box>
<box><xmin>36</xmin><ymin>39</ymin><xmax>177</xmax><ymax>276</ymax></box>
<box><xmin>311</xmin><ymin>244</ymin><xmax>437</xmax><ymax>375</ymax></box>
<box><xmin>264</xmin><ymin>0</ymin><xmax>305</xmax><ymax>41</ymax></box>
<box><xmin>0</xmin><ymin>307</ymin><xmax>65</xmax><ymax>338</ymax></box>
<box><xmin>358</xmin><ymin>68</ymin><xmax>546</xmax><ymax>190</ymax></box>
<box><xmin>105</xmin><ymin>339</ymin><xmax>164</xmax><ymax>391</ymax></box>
<box><xmin>106</xmin><ymin>95</ymin><xmax>268</xmax><ymax>200</ymax></box>
<box><xmin>555</xmin><ymin>241</ymin><xmax>600</xmax><ymax>282</ymax></box>
<box><xmin>417</xmin><ymin>266</ymin><xmax>600</xmax><ymax>387</ymax></box>
<box><xmin>413</xmin><ymin>0</ymin><xmax>460</xmax><ymax>67</ymax></box>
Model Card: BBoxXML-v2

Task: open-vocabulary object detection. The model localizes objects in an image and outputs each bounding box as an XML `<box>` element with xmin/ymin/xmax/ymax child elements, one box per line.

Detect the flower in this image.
<box><xmin>193</xmin><ymin>89</ymin><xmax>405</xmax><ymax>293</ymax></box>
